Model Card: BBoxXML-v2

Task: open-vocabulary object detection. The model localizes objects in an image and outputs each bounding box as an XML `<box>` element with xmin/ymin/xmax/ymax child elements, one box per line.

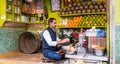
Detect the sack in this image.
<box><xmin>96</xmin><ymin>29</ymin><xmax>106</xmax><ymax>37</ymax></box>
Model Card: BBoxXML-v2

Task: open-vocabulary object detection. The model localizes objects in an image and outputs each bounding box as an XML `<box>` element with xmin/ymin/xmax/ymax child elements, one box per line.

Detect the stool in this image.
<box><xmin>42</xmin><ymin>57</ymin><xmax>56</xmax><ymax>63</ymax></box>
<box><xmin>41</xmin><ymin>55</ymin><xmax>64</xmax><ymax>64</ymax></box>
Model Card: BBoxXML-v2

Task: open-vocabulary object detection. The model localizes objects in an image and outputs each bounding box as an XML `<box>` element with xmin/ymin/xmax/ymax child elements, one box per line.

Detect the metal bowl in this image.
<box><xmin>62</xmin><ymin>46</ymin><xmax>76</xmax><ymax>54</ymax></box>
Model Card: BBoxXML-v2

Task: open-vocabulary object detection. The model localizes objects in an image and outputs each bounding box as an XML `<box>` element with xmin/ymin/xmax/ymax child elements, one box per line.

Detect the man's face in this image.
<box><xmin>49</xmin><ymin>19</ymin><xmax>56</xmax><ymax>29</ymax></box>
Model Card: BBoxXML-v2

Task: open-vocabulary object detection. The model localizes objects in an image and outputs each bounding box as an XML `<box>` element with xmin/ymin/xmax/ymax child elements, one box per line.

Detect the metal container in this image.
<box><xmin>93</xmin><ymin>46</ymin><xmax>105</xmax><ymax>56</ymax></box>
<box><xmin>94</xmin><ymin>48</ymin><xmax>104</xmax><ymax>56</ymax></box>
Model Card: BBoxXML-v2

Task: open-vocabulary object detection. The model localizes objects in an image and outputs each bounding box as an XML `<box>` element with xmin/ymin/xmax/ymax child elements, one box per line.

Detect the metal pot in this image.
<box><xmin>93</xmin><ymin>46</ymin><xmax>105</xmax><ymax>56</ymax></box>
<box><xmin>94</xmin><ymin>49</ymin><xmax>104</xmax><ymax>56</ymax></box>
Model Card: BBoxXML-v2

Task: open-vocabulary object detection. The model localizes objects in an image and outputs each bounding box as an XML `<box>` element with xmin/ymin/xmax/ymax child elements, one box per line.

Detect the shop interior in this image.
<box><xmin>0</xmin><ymin>0</ymin><xmax>110</xmax><ymax>64</ymax></box>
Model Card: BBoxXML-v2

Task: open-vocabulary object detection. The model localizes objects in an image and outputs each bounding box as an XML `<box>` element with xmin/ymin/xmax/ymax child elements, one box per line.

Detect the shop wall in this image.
<box><xmin>0</xmin><ymin>0</ymin><xmax>6</xmax><ymax>26</ymax></box>
<box><xmin>44</xmin><ymin>0</ymin><xmax>61</xmax><ymax>24</ymax></box>
<box><xmin>115</xmin><ymin>0</ymin><xmax>120</xmax><ymax>63</ymax></box>
<box><xmin>115</xmin><ymin>0</ymin><xmax>120</xmax><ymax>24</ymax></box>
<box><xmin>0</xmin><ymin>28</ymin><xmax>25</xmax><ymax>53</ymax></box>
<box><xmin>115</xmin><ymin>25</ymin><xmax>120</xmax><ymax>63</ymax></box>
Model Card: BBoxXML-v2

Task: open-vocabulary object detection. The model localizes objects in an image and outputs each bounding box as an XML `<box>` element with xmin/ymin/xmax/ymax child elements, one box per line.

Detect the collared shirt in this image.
<box><xmin>42</xmin><ymin>30</ymin><xmax>60</xmax><ymax>46</ymax></box>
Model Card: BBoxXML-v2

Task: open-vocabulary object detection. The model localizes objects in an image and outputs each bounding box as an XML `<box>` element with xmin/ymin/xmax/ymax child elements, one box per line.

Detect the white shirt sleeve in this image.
<box><xmin>42</xmin><ymin>30</ymin><xmax>57</xmax><ymax>46</ymax></box>
<box><xmin>57</xmin><ymin>35</ymin><xmax>60</xmax><ymax>41</ymax></box>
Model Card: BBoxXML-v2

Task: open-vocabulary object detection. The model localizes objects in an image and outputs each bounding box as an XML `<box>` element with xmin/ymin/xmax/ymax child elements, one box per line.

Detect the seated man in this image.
<box><xmin>41</xmin><ymin>18</ymin><xmax>70</xmax><ymax>60</ymax></box>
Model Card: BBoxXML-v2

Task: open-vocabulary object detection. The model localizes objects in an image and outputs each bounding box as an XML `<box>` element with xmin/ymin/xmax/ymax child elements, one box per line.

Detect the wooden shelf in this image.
<box><xmin>14</xmin><ymin>4</ymin><xmax>20</xmax><ymax>7</ymax></box>
<box><xmin>57</xmin><ymin>26</ymin><xmax>106</xmax><ymax>29</ymax></box>
<box><xmin>59</xmin><ymin>12</ymin><xmax>106</xmax><ymax>17</ymax></box>
<box><xmin>7</xmin><ymin>11</ymin><xmax>13</xmax><ymax>14</ymax></box>
<box><xmin>14</xmin><ymin>13</ymin><xmax>20</xmax><ymax>15</ymax></box>
<box><xmin>20</xmin><ymin>21</ymin><xmax>44</xmax><ymax>24</ymax></box>
<box><xmin>7</xmin><ymin>1</ymin><xmax>13</xmax><ymax>4</ymax></box>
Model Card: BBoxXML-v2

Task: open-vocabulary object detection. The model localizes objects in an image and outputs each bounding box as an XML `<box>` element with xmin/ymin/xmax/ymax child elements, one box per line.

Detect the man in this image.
<box><xmin>41</xmin><ymin>18</ymin><xmax>70</xmax><ymax>60</ymax></box>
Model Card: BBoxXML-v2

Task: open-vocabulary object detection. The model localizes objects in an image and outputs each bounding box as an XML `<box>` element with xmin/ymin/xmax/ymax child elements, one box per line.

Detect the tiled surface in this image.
<box><xmin>0</xmin><ymin>28</ymin><xmax>25</xmax><ymax>53</ymax></box>
<box><xmin>0</xmin><ymin>51</ymin><xmax>108</xmax><ymax>64</ymax></box>
<box><xmin>0</xmin><ymin>51</ymin><xmax>64</xmax><ymax>64</ymax></box>
<box><xmin>0</xmin><ymin>52</ymin><xmax>42</xmax><ymax>64</ymax></box>
<box><xmin>115</xmin><ymin>25</ymin><xmax>120</xmax><ymax>62</ymax></box>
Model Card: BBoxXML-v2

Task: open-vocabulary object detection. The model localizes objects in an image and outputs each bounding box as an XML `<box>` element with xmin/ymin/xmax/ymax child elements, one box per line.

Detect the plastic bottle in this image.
<box><xmin>78</xmin><ymin>28</ymin><xmax>85</xmax><ymax>45</ymax></box>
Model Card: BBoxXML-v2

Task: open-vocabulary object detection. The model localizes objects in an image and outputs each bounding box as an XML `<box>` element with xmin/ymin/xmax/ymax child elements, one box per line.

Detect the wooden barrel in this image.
<box><xmin>19</xmin><ymin>32</ymin><xmax>41</xmax><ymax>54</ymax></box>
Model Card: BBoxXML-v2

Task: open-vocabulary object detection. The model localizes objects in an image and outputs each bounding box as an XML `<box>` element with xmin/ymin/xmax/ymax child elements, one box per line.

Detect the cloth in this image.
<box><xmin>43</xmin><ymin>50</ymin><xmax>62</xmax><ymax>60</ymax></box>
<box><xmin>42</xmin><ymin>29</ymin><xmax>59</xmax><ymax>46</ymax></box>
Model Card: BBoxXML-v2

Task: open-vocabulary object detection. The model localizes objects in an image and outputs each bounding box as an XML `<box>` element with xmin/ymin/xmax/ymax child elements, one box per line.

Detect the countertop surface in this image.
<box><xmin>65</xmin><ymin>54</ymin><xmax>108</xmax><ymax>61</ymax></box>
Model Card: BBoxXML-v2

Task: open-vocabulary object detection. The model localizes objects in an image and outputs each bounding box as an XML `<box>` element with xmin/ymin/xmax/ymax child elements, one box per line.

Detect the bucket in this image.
<box><xmin>19</xmin><ymin>32</ymin><xmax>41</xmax><ymax>54</ymax></box>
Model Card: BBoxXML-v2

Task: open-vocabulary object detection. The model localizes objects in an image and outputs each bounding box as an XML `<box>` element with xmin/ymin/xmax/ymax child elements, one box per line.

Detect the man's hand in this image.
<box><xmin>61</xmin><ymin>38</ymin><xmax>70</xmax><ymax>43</ymax></box>
<box><xmin>57</xmin><ymin>49</ymin><xmax>65</xmax><ymax>55</ymax></box>
<box><xmin>57</xmin><ymin>38</ymin><xmax>70</xmax><ymax>45</ymax></box>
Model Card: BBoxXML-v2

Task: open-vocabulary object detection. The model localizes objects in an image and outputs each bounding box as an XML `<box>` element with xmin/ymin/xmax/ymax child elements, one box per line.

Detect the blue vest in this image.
<box><xmin>41</xmin><ymin>27</ymin><xmax>60</xmax><ymax>53</ymax></box>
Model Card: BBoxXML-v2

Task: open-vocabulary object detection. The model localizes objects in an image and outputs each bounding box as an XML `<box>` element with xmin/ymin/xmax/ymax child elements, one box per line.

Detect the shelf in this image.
<box><xmin>7</xmin><ymin>11</ymin><xmax>13</xmax><ymax>14</ymax></box>
<box><xmin>5</xmin><ymin>20</ymin><xmax>14</xmax><ymax>22</ymax></box>
<box><xmin>4</xmin><ymin>21</ymin><xmax>45</xmax><ymax>24</ymax></box>
<box><xmin>22</xmin><ymin>12</ymin><xmax>37</xmax><ymax>15</ymax></box>
<box><xmin>7</xmin><ymin>1</ymin><xmax>13</xmax><ymax>4</ymax></box>
<box><xmin>57</xmin><ymin>26</ymin><xmax>106</xmax><ymax>29</ymax></box>
<box><xmin>28</xmin><ymin>22</ymin><xmax>45</xmax><ymax>24</ymax></box>
<box><xmin>59</xmin><ymin>12</ymin><xmax>106</xmax><ymax>17</ymax></box>
<box><xmin>65</xmin><ymin>54</ymin><xmax>108</xmax><ymax>61</ymax></box>
<box><xmin>29</xmin><ymin>14</ymin><xmax>38</xmax><ymax>16</ymax></box>
<box><xmin>14</xmin><ymin>4</ymin><xmax>20</xmax><ymax>6</ymax></box>
<box><xmin>20</xmin><ymin>21</ymin><xmax>45</xmax><ymax>24</ymax></box>
<box><xmin>14</xmin><ymin>13</ymin><xmax>20</xmax><ymax>15</ymax></box>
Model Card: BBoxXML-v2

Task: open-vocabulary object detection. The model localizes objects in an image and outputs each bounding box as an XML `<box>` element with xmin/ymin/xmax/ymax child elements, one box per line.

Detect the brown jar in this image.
<box><xmin>77</xmin><ymin>3</ymin><xmax>81</xmax><ymax>6</ymax></box>
<box><xmin>61</xmin><ymin>11</ymin><xmax>65</xmax><ymax>15</ymax></box>
<box><xmin>92</xmin><ymin>9</ymin><xmax>96</xmax><ymax>12</ymax></box>
<box><xmin>69</xmin><ymin>11</ymin><xmax>72</xmax><ymax>14</ymax></box>
<box><xmin>82</xmin><ymin>9</ymin><xmax>86</xmax><ymax>13</ymax></box>
<box><xmin>84</xmin><ymin>5</ymin><xmax>88</xmax><ymax>9</ymax></box>
<box><xmin>65</xmin><ymin>11</ymin><xmax>69</xmax><ymax>14</ymax></box>
<box><xmin>73</xmin><ymin>10</ymin><xmax>77</xmax><ymax>14</ymax></box>
<box><xmin>96</xmin><ymin>9</ymin><xmax>100</xmax><ymax>12</ymax></box>
<box><xmin>99</xmin><ymin>5</ymin><xmax>103</xmax><ymax>9</ymax></box>
<box><xmin>77</xmin><ymin>10</ymin><xmax>81</xmax><ymax>14</ymax></box>
<box><xmin>101</xmin><ymin>8</ymin><xmax>106</xmax><ymax>12</ymax></box>
<box><xmin>89</xmin><ymin>5</ymin><xmax>94</xmax><ymax>9</ymax></box>
<box><xmin>87</xmin><ymin>9</ymin><xmax>91</xmax><ymax>13</ymax></box>
<box><xmin>71</xmin><ymin>7</ymin><xmax>74</xmax><ymax>11</ymax></box>
<box><xmin>94</xmin><ymin>5</ymin><xmax>99</xmax><ymax>9</ymax></box>
<box><xmin>79</xmin><ymin>6</ymin><xmax>83</xmax><ymax>9</ymax></box>
<box><xmin>75</xmin><ymin>6</ymin><xmax>79</xmax><ymax>10</ymax></box>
